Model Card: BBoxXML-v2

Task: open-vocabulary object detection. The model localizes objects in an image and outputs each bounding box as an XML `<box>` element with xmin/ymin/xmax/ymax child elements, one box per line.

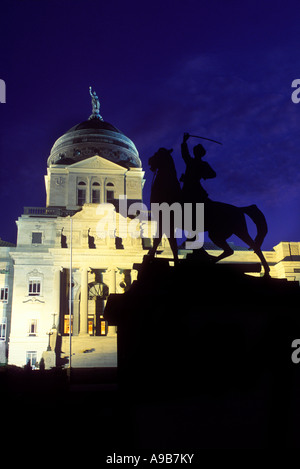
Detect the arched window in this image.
<box><xmin>106</xmin><ymin>182</ymin><xmax>114</xmax><ymax>202</ymax></box>
<box><xmin>77</xmin><ymin>181</ymin><xmax>86</xmax><ymax>206</ymax></box>
<box><xmin>92</xmin><ymin>181</ymin><xmax>101</xmax><ymax>204</ymax></box>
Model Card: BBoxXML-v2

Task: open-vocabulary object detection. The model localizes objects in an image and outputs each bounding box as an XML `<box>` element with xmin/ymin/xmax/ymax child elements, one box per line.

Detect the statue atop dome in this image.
<box><xmin>89</xmin><ymin>86</ymin><xmax>103</xmax><ymax>121</ymax></box>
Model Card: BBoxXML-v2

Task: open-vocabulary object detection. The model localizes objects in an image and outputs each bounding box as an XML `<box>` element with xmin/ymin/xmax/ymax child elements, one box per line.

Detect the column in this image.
<box><xmin>73</xmin><ymin>299</ymin><xmax>80</xmax><ymax>336</ymax></box>
<box><xmin>87</xmin><ymin>177</ymin><xmax>91</xmax><ymax>203</ymax></box>
<box><xmin>100</xmin><ymin>177</ymin><xmax>105</xmax><ymax>204</ymax></box>
<box><xmin>53</xmin><ymin>267</ymin><xmax>62</xmax><ymax>328</ymax></box>
<box><xmin>107</xmin><ymin>267</ymin><xmax>117</xmax><ymax>335</ymax></box>
<box><xmin>80</xmin><ymin>267</ymin><xmax>89</xmax><ymax>335</ymax></box>
<box><xmin>109</xmin><ymin>267</ymin><xmax>117</xmax><ymax>294</ymax></box>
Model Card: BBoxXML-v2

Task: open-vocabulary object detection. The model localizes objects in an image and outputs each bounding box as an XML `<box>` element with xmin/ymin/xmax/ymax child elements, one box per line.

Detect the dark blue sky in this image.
<box><xmin>0</xmin><ymin>0</ymin><xmax>300</xmax><ymax>249</ymax></box>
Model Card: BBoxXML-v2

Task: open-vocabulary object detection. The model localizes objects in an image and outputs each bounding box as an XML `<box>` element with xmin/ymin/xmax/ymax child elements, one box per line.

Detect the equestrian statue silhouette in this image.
<box><xmin>148</xmin><ymin>147</ymin><xmax>181</xmax><ymax>263</ymax></box>
<box><xmin>147</xmin><ymin>134</ymin><xmax>270</xmax><ymax>277</ymax></box>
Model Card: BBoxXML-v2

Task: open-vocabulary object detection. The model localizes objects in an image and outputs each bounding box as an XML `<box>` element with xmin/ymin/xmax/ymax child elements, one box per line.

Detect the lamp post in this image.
<box><xmin>46</xmin><ymin>331</ymin><xmax>53</xmax><ymax>352</ymax></box>
<box><xmin>69</xmin><ymin>217</ymin><xmax>73</xmax><ymax>372</ymax></box>
<box><xmin>51</xmin><ymin>312</ymin><xmax>57</xmax><ymax>329</ymax></box>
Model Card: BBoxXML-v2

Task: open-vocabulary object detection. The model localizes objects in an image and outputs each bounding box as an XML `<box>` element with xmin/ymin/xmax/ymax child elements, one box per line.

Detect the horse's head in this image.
<box><xmin>148</xmin><ymin>148</ymin><xmax>174</xmax><ymax>172</ymax></box>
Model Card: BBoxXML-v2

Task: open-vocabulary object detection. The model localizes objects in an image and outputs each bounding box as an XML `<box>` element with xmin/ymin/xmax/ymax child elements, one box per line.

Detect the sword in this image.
<box><xmin>188</xmin><ymin>134</ymin><xmax>223</xmax><ymax>145</ymax></box>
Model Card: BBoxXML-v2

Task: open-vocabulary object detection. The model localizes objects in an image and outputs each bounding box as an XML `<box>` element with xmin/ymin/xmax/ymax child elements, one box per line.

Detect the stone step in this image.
<box><xmin>61</xmin><ymin>335</ymin><xmax>117</xmax><ymax>368</ymax></box>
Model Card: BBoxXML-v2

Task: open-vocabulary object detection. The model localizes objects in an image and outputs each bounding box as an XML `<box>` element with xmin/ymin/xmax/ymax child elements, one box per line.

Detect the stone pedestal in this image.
<box><xmin>0</xmin><ymin>341</ymin><xmax>6</xmax><ymax>364</ymax></box>
<box><xmin>41</xmin><ymin>350</ymin><xmax>56</xmax><ymax>370</ymax></box>
<box><xmin>104</xmin><ymin>257</ymin><xmax>300</xmax><ymax>448</ymax></box>
<box><xmin>80</xmin><ymin>268</ymin><xmax>89</xmax><ymax>335</ymax></box>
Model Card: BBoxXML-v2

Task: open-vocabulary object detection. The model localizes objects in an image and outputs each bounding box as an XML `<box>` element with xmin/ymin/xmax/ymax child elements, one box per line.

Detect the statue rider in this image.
<box><xmin>180</xmin><ymin>133</ymin><xmax>216</xmax><ymax>247</ymax></box>
<box><xmin>180</xmin><ymin>132</ymin><xmax>216</xmax><ymax>204</ymax></box>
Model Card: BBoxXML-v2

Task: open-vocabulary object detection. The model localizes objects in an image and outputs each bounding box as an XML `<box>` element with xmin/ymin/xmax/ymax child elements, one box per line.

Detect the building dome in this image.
<box><xmin>47</xmin><ymin>117</ymin><xmax>141</xmax><ymax>169</ymax></box>
<box><xmin>47</xmin><ymin>89</ymin><xmax>142</xmax><ymax>169</ymax></box>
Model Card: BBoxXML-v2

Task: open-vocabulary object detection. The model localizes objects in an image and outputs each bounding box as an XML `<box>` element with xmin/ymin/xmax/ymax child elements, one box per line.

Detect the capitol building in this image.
<box><xmin>0</xmin><ymin>93</ymin><xmax>300</xmax><ymax>368</ymax></box>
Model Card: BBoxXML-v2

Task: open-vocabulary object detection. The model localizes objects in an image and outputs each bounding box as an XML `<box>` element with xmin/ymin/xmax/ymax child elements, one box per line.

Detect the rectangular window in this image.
<box><xmin>0</xmin><ymin>287</ymin><xmax>8</xmax><ymax>302</ymax></box>
<box><xmin>32</xmin><ymin>232</ymin><xmax>42</xmax><ymax>244</ymax></box>
<box><xmin>64</xmin><ymin>315</ymin><xmax>73</xmax><ymax>334</ymax></box>
<box><xmin>100</xmin><ymin>319</ymin><xmax>107</xmax><ymax>336</ymax></box>
<box><xmin>26</xmin><ymin>351</ymin><xmax>37</xmax><ymax>368</ymax></box>
<box><xmin>28</xmin><ymin>280</ymin><xmax>41</xmax><ymax>296</ymax></box>
<box><xmin>92</xmin><ymin>189</ymin><xmax>100</xmax><ymax>204</ymax></box>
<box><xmin>77</xmin><ymin>189</ymin><xmax>86</xmax><ymax>205</ymax></box>
<box><xmin>0</xmin><ymin>318</ymin><xmax>6</xmax><ymax>340</ymax></box>
<box><xmin>88</xmin><ymin>319</ymin><xmax>94</xmax><ymax>335</ymax></box>
<box><xmin>28</xmin><ymin>319</ymin><xmax>37</xmax><ymax>336</ymax></box>
<box><xmin>106</xmin><ymin>190</ymin><xmax>114</xmax><ymax>202</ymax></box>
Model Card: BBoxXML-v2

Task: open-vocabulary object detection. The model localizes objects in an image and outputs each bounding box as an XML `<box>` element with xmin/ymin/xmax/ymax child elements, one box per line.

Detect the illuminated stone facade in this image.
<box><xmin>0</xmin><ymin>241</ymin><xmax>14</xmax><ymax>363</ymax></box>
<box><xmin>7</xmin><ymin>115</ymin><xmax>146</xmax><ymax>368</ymax></box>
<box><xmin>205</xmin><ymin>240</ymin><xmax>300</xmax><ymax>282</ymax></box>
<box><xmin>1</xmin><ymin>110</ymin><xmax>300</xmax><ymax>368</ymax></box>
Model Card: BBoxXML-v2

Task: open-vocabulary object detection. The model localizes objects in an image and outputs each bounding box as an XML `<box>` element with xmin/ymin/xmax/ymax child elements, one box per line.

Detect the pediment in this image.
<box><xmin>69</xmin><ymin>155</ymin><xmax>126</xmax><ymax>171</ymax></box>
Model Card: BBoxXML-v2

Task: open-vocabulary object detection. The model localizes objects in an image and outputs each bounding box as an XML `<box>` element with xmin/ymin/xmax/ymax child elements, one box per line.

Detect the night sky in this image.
<box><xmin>1</xmin><ymin>0</ymin><xmax>300</xmax><ymax>250</ymax></box>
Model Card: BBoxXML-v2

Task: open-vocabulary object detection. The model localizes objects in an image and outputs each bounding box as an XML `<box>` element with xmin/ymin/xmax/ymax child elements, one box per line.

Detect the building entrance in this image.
<box><xmin>88</xmin><ymin>282</ymin><xmax>109</xmax><ymax>336</ymax></box>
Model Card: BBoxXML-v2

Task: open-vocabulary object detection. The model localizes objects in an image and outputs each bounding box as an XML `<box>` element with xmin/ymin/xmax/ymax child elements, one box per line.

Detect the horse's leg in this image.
<box><xmin>148</xmin><ymin>212</ymin><xmax>163</xmax><ymax>258</ymax></box>
<box><xmin>148</xmin><ymin>235</ymin><xmax>162</xmax><ymax>258</ymax></box>
<box><xmin>169</xmin><ymin>236</ymin><xmax>179</xmax><ymax>262</ymax></box>
<box><xmin>183</xmin><ymin>202</ymin><xmax>197</xmax><ymax>245</ymax></box>
<box><xmin>208</xmin><ymin>232</ymin><xmax>234</xmax><ymax>262</ymax></box>
<box><xmin>168</xmin><ymin>211</ymin><xmax>179</xmax><ymax>263</ymax></box>
<box><xmin>234</xmin><ymin>222</ymin><xmax>270</xmax><ymax>277</ymax></box>
<box><xmin>254</xmin><ymin>248</ymin><xmax>270</xmax><ymax>277</ymax></box>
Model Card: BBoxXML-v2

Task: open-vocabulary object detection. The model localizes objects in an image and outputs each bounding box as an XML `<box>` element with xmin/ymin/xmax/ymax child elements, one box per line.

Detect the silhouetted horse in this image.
<box><xmin>148</xmin><ymin>148</ymin><xmax>182</xmax><ymax>262</ymax></box>
<box><xmin>148</xmin><ymin>147</ymin><xmax>270</xmax><ymax>276</ymax></box>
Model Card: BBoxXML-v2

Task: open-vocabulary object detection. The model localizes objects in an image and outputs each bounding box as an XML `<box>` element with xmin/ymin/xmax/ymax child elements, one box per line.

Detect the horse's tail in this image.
<box><xmin>242</xmin><ymin>204</ymin><xmax>268</xmax><ymax>249</ymax></box>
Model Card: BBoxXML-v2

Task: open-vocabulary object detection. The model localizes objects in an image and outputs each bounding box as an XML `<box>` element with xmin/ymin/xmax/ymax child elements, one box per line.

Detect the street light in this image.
<box><xmin>51</xmin><ymin>312</ymin><xmax>57</xmax><ymax>329</ymax></box>
<box><xmin>69</xmin><ymin>217</ymin><xmax>73</xmax><ymax>372</ymax></box>
<box><xmin>46</xmin><ymin>331</ymin><xmax>53</xmax><ymax>352</ymax></box>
